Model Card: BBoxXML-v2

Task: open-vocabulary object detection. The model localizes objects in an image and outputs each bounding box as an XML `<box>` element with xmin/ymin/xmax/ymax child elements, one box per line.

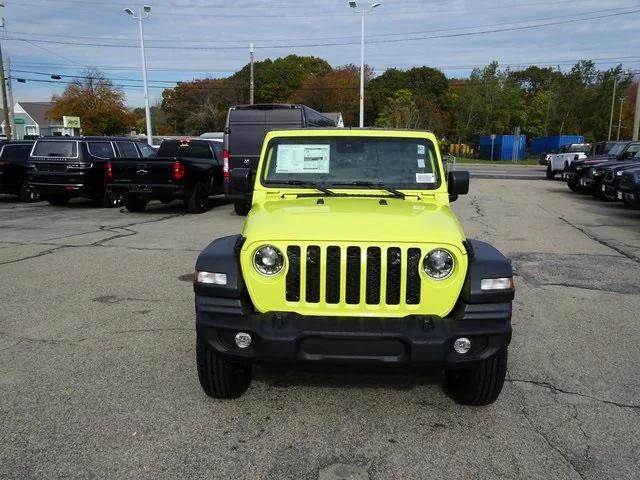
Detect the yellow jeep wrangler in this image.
<box><xmin>194</xmin><ymin>129</ymin><xmax>514</xmax><ymax>405</ymax></box>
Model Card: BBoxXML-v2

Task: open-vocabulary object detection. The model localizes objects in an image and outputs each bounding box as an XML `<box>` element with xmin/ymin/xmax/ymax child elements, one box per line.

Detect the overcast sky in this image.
<box><xmin>5</xmin><ymin>0</ymin><xmax>640</xmax><ymax>107</ymax></box>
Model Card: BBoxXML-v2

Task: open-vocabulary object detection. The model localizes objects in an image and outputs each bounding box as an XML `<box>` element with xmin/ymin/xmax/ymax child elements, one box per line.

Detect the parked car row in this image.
<box><xmin>552</xmin><ymin>140</ymin><xmax>640</xmax><ymax>209</ymax></box>
<box><xmin>1</xmin><ymin>103</ymin><xmax>340</xmax><ymax>216</ymax></box>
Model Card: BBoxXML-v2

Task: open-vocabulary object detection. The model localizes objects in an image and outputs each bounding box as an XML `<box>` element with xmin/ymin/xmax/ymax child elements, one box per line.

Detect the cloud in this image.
<box><xmin>6</xmin><ymin>0</ymin><xmax>640</xmax><ymax>106</ymax></box>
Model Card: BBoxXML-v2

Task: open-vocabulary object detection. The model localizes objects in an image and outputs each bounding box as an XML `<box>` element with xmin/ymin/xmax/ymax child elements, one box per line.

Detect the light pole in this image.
<box><xmin>349</xmin><ymin>1</ymin><xmax>381</xmax><ymax>128</ymax></box>
<box><xmin>125</xmin><ymin>5</ymin><xmax>153</xmax><ymax>146</ymax></box>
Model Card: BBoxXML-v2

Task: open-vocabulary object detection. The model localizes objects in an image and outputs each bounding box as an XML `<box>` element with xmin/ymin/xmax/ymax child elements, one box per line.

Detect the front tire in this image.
<box><xmin>18</xmin><ymin>179</ymin><xmax>40</xmax><ymax>202</ymax></box>
<box><xmin>546</xmin><ymin>165</ymin><xmax>555</xmax><ymax>180</ymax></box>
<box><xmin>186</xmin><ymin>182</ymin><xmax>209</xmax><ymax>214</ymax></box>
<box><xmin>444</xmin><ymin>347</ymin><xmax>508</xmax><ymax>406</ymax></box>
<box><xmin>124</xmin><ymin>194</ymin><xmax>148</xmax><ymax>212</ymax></box>
<box><xmin>196</xmin><ymin>339</ymin><xmax>252</xmax><ymax>399</ymax></box>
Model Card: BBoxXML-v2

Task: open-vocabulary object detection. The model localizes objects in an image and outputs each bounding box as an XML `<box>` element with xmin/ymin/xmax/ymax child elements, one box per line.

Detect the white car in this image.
<box><xmin>547</xmin><ymin>143</ymin><xmax>592</xmax><ymax>179</ymax></box>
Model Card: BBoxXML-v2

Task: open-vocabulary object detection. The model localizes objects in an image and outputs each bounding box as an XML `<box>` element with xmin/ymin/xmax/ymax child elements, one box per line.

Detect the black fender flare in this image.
<box><xmin>461</xmin><ymin>239</ymin><xmax>514</xmax><ymax>304</ymax></box>
<box><xmin>194</xmin><ymin>235</ymin><xmax>245</xmax><ymax>298</ymax></box>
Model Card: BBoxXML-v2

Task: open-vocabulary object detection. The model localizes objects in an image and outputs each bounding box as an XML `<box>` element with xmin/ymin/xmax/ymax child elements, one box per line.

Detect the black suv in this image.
<box><xmin>0</xmin><ymin>140</ymin><xmax>39</xmax><ymax>202</ymax></box>
<box><xmin>28</xmin><ymin>137</ymin><xmax>155</xmax><ymax>207</ymax></box>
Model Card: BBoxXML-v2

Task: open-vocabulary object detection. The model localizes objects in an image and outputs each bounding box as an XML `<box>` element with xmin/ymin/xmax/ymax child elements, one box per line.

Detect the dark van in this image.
<box><xmin>223</xmin><ymin>104</ymin><xmax>337</xmax><ymax>215</ymax></box>
<box><xmin>28</xmin><ymin>137</ymin><xmax>155</xmax><ymax>207</ymax></box>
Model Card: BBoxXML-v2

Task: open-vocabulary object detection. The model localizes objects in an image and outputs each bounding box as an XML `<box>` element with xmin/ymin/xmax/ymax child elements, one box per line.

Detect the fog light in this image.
<box><xmin>235</xmin><ymin>332</ymin><xmax>252</xmax><ymax>349</ymax></box>
<box><xmin>453</xmin><ymin>337</ymin><xmax>471</xmax><ymax>354</ymax></box>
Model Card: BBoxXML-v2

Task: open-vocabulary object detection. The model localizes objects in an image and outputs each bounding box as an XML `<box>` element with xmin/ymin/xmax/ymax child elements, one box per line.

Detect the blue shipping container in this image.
<box><xmin>530</xmin><ymin>135</ymin><xmax>584</xmax><ymax>155</ymax></box>
<box><xmin>478</xmin><ymin>135</ymin><xmax>527</xmax><ymax>161</ymax></box>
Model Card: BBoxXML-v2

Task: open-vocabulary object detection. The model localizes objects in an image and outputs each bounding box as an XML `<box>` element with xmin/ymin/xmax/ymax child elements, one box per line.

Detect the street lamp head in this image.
<box><xmin>124</xmin><ymin>8</ymin><xmax>134</xmax><ymax>15</ymax></box>
<box><xmin>371</xmin><ymin>2</ymin><xmax>381</xmax><ymax>8</ymax></box>
<box><xmin>349</xmin><ymin>1</ymin><xmax>357</xmax><ymax>8</ymax></box>
<box><xmin>143</xmin><ymin>5</ymin><xmax>151</xmax><ymax>13</ymax></box>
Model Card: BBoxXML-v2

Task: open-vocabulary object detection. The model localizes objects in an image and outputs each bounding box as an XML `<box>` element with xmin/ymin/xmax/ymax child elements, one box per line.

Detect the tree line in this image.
<box><xmin>48</xmin><ymin>56</ymin><xmax>635</xmax><ymax>144</ymax></box>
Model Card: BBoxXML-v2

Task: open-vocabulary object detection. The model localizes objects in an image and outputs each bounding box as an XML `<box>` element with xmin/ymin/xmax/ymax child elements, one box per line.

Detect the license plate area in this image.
<box><xmin>130</xmin><ymin>184</ymin><xmax>152</xmax><ymax>193</ymax></box>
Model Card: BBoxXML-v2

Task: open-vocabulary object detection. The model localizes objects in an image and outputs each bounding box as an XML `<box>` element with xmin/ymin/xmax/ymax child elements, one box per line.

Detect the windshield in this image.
<box><xmin>32</xmin><ymin>140</ymin><xmax>77</xmax><ymax>158</ymax></box>
<box><xmin>608</xmin><ymin>143</ymin><xmax>628</xmax><ymax>156</ymax></box>
<box><xmin>261</xmin><ymin>137</ymin><xmax>441</xmax><ymax>190</ymax></box>
<box><xmin>568</xmin><ymin>144</ymin><xmax>591</xmax><ymax>153</ymax></box>
<box><xmin>157</xmin><ymin>140</ymin><xmax>213</xmax><ymax>159</ymax></box>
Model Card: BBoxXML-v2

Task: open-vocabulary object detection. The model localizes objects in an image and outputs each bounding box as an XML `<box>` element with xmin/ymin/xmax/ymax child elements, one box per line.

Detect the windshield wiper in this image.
<box><xmin>330</xmin><ymin>181</ymin><xmax>406</xmax><ymax>199</ymax></box>
<box><xmin>284</xmin><ymin>180</ymin><xmax>334</xmax><ymax>196</ymax></box>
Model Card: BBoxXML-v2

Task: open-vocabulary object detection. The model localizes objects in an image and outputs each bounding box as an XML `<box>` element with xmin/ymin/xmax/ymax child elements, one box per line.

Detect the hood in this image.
<box><xmin>242</xmin><ymin>196</ymin><xmax>466</xmax><ymax>247</ymax></box>
<box><xmin>574</xmin><ymin>156</ymin><xmax>614</xmax><ymax>168</ymax></box>
<box><xmin>598</xmin><ymin>160</ymin><xmax>640</xmax><ymax>172</ymax></box>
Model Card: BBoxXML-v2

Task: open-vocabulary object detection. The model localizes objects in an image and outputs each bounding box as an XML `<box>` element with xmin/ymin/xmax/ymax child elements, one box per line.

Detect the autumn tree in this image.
<box><xmin>47</xmin><ymin>68</ymin><xmax>135</xmax><ymax>135</ymax></box>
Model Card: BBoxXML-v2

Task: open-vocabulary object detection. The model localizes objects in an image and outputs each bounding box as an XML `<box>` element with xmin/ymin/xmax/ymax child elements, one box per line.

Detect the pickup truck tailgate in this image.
<box><xmin>110</xmin><ymin>158</ymin><xmax>178</xmax><ymax>185</ymax></box>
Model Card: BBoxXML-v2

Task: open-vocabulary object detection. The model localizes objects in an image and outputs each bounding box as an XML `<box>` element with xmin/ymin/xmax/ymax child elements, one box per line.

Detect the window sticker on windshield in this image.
<box><xmin>276</xmin><ymin>144</ymin><xmax>330</xmax><ymax>174</ymax></box>
<box><xmin>417</xmin><ymin>145</ymin><xmax>426</xmax><ymax>155</ymax></box>
<box><xmin>417</xmin><ymin>158</ymin><xmax>426</xmax><ymax>168</ymax></box>
<box><xmin>416</xmin><ymin>172</ymin><xmax>435</xmax><ymax>183</ymax></box>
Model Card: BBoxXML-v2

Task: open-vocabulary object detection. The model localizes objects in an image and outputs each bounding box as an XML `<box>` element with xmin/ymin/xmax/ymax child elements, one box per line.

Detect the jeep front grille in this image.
<box><xmin>34</xmin><ymin>163</ymin><xmax>68</xmax><ymax>172</ymax></box>
<box><xmin>285</xmin><ymin>245</ymin><xmax>422</xmax><ymax>306</ymax></box>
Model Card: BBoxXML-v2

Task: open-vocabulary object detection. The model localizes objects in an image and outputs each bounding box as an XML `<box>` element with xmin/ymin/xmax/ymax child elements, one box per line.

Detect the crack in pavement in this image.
<box><xmin>520</xmin><ymin>405</ymin><xmax>587</xmax><ymax>480</ymax></box>
<box><xmin>508</xmin><ymin>378</ymin><xmax>640</xmax><ymax>410</ymax></box>
<box><xmin>559</xmin><ymin>217</ymin><xmax>640</xmax><ymax>264</ymax></box>
<box><xmin>0</xmin><ymin>213</ymin><xmax>186</xmax><ymax>268</ymax></box>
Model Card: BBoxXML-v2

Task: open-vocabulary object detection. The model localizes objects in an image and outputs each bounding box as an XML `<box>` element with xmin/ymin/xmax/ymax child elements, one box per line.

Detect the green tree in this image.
<box><xmin>47</xmin><ymin>68</ymin><xmax>135</xmax><ymax>135</ymax></box>
<box><xmin>375</xmin><ymin>89</ymin><xmax>423</xmax><ymax>128</ymax></box>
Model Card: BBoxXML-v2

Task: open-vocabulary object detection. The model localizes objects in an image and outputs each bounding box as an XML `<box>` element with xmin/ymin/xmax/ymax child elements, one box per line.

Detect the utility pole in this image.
<box><xmin>249</xmin><ymin>43</ymin><xmax>254</xmax><ymax>105</ymax></box>
<box><xmin>617</xmin><ymin>97</ymin><xmax>625</xmax><ymax>141</ymax></box>
<box><xmin>124</xmin><ymin>6</ymin><xmax>153</xmax><ymax>146</ymax></box>
<box><xmin>608</xmin><ymin>75</ymin><xmax>618</xmax><ymax>141</ymax></box>
<box><xmin>633</xmin><ymin>74</ymin><xmax>640</xmax><ymax>141</ymax></box>
<box><xmin>6</xmin><ymin>56</ymin><xmax>15</xmax><ymax>138</ymax></box>
<box><xmin>0</xmin><ymin>4</ymin><xmax>11</xmax><ymax>140</ymax></box>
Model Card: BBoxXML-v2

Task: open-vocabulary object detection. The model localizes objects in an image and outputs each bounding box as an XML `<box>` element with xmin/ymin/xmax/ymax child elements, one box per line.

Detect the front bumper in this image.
<box><xmin>195</xmin><ymin>295</ymin><xmax>512</xmax><ymax>367</ymax></box>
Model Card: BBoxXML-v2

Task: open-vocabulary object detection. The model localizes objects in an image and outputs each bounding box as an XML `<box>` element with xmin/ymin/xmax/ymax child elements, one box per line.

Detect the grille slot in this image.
<box><xmin>406</xmin><ymin>248</ymin><xmax>422</xmax><ymax>304</ymax></box>
<box><xmin>305</xmin><ymin>246</ymin><xmax>321</xmax><ymax>303</ymax></box>
<box><xmin>604</xmin><ymin>170</ymin><xmax>614</xmax><ymax>183</ymax></box>
<box><xmin>325</xmin><ymin>246</ymin><xmax>341</xmax><ymax>304</ymax></box>
<box><xmin>345</xmin><ymin>247</ymin><xmax>361</xmax><ymax>304</ymax></box>
<box><xmin>284</xmin><ymin>245</ymin><xmax>424</xmax><ymax>308</ymax></box>
<box><xmin>286</xmin><ymin>246</ymin><xmax>301</xmax><ymax>302</ymax></box>
<box><xmin>386</xmin><ymin>248</ymin><xmax>402</xmax><ymax>305</ymax></box>
<box><xmin>366</xmin><ymin>247</ymin><xmax>381</xmax><ymax>305</ymax></box>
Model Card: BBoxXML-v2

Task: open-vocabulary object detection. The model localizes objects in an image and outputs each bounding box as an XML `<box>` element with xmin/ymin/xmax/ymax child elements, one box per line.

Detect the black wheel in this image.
<box><xmin>602</xmin><ymin>187</ymin><xmax>617</xmax><ymax>202</ymax></box>
<box><xmin>47</xmin><ymin>195</ymin><xmax>69</xmax><ymax>206</ymax></box>
<box><xmin>186</xmin><ymin>182</ymin><xmax>209</xmax><ymax>214</ymax></box>
<box><xmin>567</xmin><ymin>180</ymin><xmax>580</xmax><ymax>193</ymax></box>
<box><xmin>101</xmin><ymin>191</ymin><xmax>123</xmax><ymax>208</ymax></box>
<box><xmin>158</xmin><ymin>196</ymin><xmax>174</xmax><ymax>204</ymax></box>
<box><xmin>18</xmin><ymin>179</ymin><xmax>40</xmax><ymax>202</ymax></box>
<box><xmin>444</xmin><ymin>347</ymin><xmax>508</xmax><ymax>406</ymax></box>
<box><xmin>196</xmin><ymin>338</ymin><xmax>252</xmax><ymax>399</ymax></box>
<box><xmin>546</xmin><ymin>165</ymin><xmax>554</xmax><ymax>180</ymax></box>
<box><xmin>124</xmin><ymin>194</ymin><xmax>148</xmax><ymax>212</ymax></box>
<box><xmin>234</xmin><ymin>200</ymin><xmax>251</xmax><ymax>216</ymax></box>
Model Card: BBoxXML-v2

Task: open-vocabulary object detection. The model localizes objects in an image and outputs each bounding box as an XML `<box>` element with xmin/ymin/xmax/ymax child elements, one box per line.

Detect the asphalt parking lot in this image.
<box><xmin>1</xmin><ymin>174</ymin><xmax>639</xmax><ymax>480</ymax></box>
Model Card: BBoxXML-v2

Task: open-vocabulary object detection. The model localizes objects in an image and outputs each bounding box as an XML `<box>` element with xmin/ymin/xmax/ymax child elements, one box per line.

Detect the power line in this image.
<box><xmin>6</xmin><ymin>4</ymin><xmax>633</xmax><ymax>46</ymax></box>
<box><xmin>8</xmin><ymin>8</ymin><xmax>640</xmax><ymax>51</ymax></box>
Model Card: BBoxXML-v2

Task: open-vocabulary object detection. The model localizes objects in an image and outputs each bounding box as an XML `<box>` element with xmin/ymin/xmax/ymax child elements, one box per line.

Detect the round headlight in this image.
<box><xmin>253</xmin><ymin>245</ymin><xmax>284</xmax><ymax>276</ymax></box>
<box><xmin>423</xmin><ymin>249</ymin><xmax>455</xmax><ymax>280</ymax></box>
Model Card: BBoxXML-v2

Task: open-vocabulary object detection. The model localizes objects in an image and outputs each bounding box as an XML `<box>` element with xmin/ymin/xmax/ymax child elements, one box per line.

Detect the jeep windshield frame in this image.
<box><xmin>260</xmin><ymin>136</ymin><xmax>442</xmax><ymax>192</ymax></box>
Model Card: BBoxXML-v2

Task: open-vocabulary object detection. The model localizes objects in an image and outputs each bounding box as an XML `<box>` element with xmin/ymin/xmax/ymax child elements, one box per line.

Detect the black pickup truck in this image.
<box><xmin>618</xmin><ymin>165</ymin><xmax>640</xmax><ymax>208</ymax></box>
<box><xmin>108</xmin><ymin>138</ymin><xmax>224</xmax><ymax>213</ymax></box>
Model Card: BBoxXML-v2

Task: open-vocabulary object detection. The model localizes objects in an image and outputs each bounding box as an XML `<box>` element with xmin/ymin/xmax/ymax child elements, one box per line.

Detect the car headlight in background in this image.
<box><xmin>195</xmin><ymin>271</ymin><xmax>227</xmax><ymax>285</ymax></box>
<box><xmin>423</xmin><ymin>249</ymin><xmax>455</xmax><ymax>279</ymax></box>
<box><xmin>254</xmin><ymin>245</ymin><xmax>285</xmax><ymax>276</ymax></box>
<box><xmin>616</xmin><ymin>170</ymin><xmax>624</xmax><ymax>176</ymax></box>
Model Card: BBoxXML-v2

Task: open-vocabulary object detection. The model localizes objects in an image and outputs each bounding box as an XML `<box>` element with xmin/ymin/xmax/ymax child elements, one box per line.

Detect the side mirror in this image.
<box><xmin>448</xmin><ymin>170</ymin><xmax>469</xmax><ymax>202</ymax></box>
<box><xmin>231</xmin><ymin>168</ymin><xmax>252</xmax><ymax>194</ymax></box>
